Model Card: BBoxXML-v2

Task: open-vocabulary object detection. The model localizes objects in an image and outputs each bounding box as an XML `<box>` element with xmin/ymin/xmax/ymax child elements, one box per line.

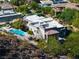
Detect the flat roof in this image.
<box><xmin>23</xmin><ymin>15</ymin><xmax>64</xmax><ymax>28</ymax></box>
<box><xmin>23</xmin><ymin>15</ymin><xmax>53</xmax><ymax>22</ymax></box>
<box><xmin>23</xmin><ymin>15</ymin><xmax>44</xmax><ymax>23</ymax></box>
<box><xmin>43</xmin><ymin>20</ymin><xmax>64</xmax><ymax>29</ymax></box>
<box><xmin>50</xmin><ymin>20</ymin><xmax>63</xmax><ymax>28</ymax></box>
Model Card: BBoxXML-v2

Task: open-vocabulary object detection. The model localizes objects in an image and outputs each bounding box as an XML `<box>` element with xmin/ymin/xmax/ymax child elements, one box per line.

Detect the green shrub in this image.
<box><xmin>16</xmin><ymin>5</ymin><xmax>30</xmax><ymax>15</ymax></box>
<box><xmin>37</xmin><ymin>40</ymin><xmax>47</xmax><ymax>49</ymax></box>
<box><xmin>56</xmin><ymin>8</ymin><xmax>79</xmax><ymax>24</ymax></box>
<box><xmin>44</xmin><ymin>36</ymin><xmax>61</xmax><ymax>56</ymax></box>
<box><xmin>30</xmin><ymin>1</ymin><xmax>39</xmax><ymax>10</ymax></box>
<box><xmin>11</xmin><ymin>19</ymin><xmax>24</xmax><ymax>29</ymax></box>
<box><xmin>27</xmin><ymin>30</ymin><xmax>33</xmax><ymax>35</ymax></box>
<box><xmin>10</xmin><ymin>0</ymin><xmax>26</xmax><ymax>6</ymax></box>
<box><xmin>63</xmin><ymin>32</ymin><xmax>79</xmax><ymax>56</ymax></box>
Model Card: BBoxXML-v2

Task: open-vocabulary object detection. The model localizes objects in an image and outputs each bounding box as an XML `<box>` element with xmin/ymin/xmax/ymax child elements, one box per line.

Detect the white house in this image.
<box><xmin>23</xmin><ymin>15</ymin><xmax>65</xmax><ymax>40</ymax></box>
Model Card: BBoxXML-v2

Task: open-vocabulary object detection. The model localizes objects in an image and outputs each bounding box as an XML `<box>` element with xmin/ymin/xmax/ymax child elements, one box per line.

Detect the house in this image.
<box><xmin>0</xmin><ymin>2</ymin><xmax>22</xmax><ymax>22</ymax></box>
<box><xmin>23</xmin><ymin>15</ymin><xmax>67</xmax><ymax>40</ymax></box>
<box><xmin>0</xmin><ymin>0</ymin><xmax>10</xmax><ymax>2</ymax></box>
<box><xmin>52</xmin><ymin>0</ymin><xmax>68</xmax><ymax>4</ymax></box>
<box><xmin>40</xmin><ymin>0</ymin><xmax>68</xmax><ymax>7</ymax></box>
<box><xmin>40</xmin><ymin>0</ymin><xmax>53</xmax><ymax>7</ymax></box>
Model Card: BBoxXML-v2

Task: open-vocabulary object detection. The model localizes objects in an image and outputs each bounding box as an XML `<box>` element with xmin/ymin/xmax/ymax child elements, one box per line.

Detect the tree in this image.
<box><xmin>27</xmin><ymin>30</ymin><xmax>33</xmax><ymax>35</ymax></box>
<box><xmin>41</xmin><ymin>7</ymin><xmax>52</xmax><ymax>14</ymax></box>
<box><xmin>10</xmin><ymin>0</ymin><xmax>26</xmax><ymax>6</ymax></box>
<box><xmin>16</xmin><ymin>5</ymin><xmax>30</xmax><ymax>15</ymax></box>
<box><xmin>30</xmin><ymin>1</ymin><xmax>39</xmax><ymax>10</ymax></box>
<box><xmin>37</xmin><ymin>40</ymin><xmax>47</xmax><ymax>49</ymax></box>
<box><xmin>56</xmin><ymin>8</ymin><xmax>75</xmax><ymax>24</ymax></box>
<box><xmin>63</xmin><ymin>32</ymin><xmax>79</xmax><ymax>56</ymax></box>
<box><xmin>11</xmin><ymin>19</ymin><xmax>24</xmax><ymax>29</ymax></box>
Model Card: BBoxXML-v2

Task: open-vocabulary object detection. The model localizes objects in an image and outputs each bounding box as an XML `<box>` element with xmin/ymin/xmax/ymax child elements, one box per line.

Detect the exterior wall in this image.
<box><xmin>38</xmin><ymin>27</ymin><xmax>45</xmax><ymax>39</ymax></box>
<box><xmin>27</xmin><ymin>23</ymin><xmax>46</xmax><ymax>39</ymax></box>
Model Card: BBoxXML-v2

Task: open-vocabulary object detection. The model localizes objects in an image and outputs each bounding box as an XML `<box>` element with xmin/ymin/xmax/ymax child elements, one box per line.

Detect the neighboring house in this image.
<box><xmin>40</xmin><ymin>0</ymin><xmax>53</xmax><ymax>7</ymax></box>
<box><xmin>52</xmin><ymin>0</ymin><xmax>68</xmax><ymax>4</ymax></box>
<box><xmin>40</xmin><ymin>0</ymin><xmax>68</xmax><ymax>7</ymax></box>
<box><xmin>0</xmin><ymin>0</ymin><xmax>10</xmax><ymax>2</ymax></box>
<box><xmin>0</xmin><ymin>2</ymin><xmax>22</xmax><ymax>22</ymax></box>
<box><xmin>23</xmin><ymin>15</ymin><xmax>67</xmax><ymax>40</ymax></box>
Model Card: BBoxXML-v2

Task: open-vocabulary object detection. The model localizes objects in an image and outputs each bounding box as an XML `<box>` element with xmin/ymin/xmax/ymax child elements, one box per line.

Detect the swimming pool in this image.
<box><xmin>9</xmin><ymin>29</ymin><xmax>27</xmax><ymax>36</ymax></box>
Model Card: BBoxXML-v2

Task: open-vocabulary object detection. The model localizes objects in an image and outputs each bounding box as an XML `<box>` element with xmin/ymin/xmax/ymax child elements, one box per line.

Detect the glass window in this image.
<box><xmin>31</xmin><ymin>22</ymin><xmax>39</xmax><ymax>25</ymax></box>
<box><xmin>42</xmin><ymin>24</ymin><xmax>49</xmax><ymax>28</ymax></box>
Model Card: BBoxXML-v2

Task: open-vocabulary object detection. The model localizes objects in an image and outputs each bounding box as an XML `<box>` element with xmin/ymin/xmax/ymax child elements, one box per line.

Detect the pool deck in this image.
<box><xmin>2</xmin><ymin>27</ymin><xmax>38</xmax><ymax>45</ymax></box>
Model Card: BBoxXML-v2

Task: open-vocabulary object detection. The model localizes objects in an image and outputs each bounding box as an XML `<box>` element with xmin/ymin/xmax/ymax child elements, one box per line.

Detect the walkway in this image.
<box><xmin>1</xmin><ymin>27</ymin><xmax>38</xmax><ymax>45</ymax></box>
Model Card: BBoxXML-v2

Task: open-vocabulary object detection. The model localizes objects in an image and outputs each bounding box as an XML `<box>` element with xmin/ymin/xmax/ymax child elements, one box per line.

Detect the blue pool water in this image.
<box><xmin>9</xmin><ymin>29</ymin><xmax>26</xmax><ymax>36</ymax></box>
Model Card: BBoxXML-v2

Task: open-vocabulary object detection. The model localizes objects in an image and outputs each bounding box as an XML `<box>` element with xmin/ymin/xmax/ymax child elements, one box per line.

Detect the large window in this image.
<box><xmin>31</xmin><ymin>22</ymin><xmax>39</xmax><ymax>25</ymax></box>
<box><xmin>41</xmin><ymin>24</ymin><xmax>49</xmax><ymax>28</ymax></box>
